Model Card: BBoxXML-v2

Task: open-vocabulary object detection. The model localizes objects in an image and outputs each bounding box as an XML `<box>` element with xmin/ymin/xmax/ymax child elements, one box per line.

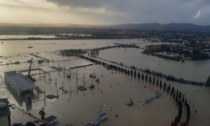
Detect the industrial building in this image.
<box><xmin>0</xmin><ymin>98</ymin><xmax>11</xmax><ymax>126</ymax></box>
<box><xmin>4</xmin><ymin>71</ymin><xmax>36</xmax><ymax>99</ymax></box>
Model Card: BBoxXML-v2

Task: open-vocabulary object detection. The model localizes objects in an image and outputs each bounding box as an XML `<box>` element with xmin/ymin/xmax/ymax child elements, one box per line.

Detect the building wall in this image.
<box><xmin>4</xmin><ymin>73</ymin><xmax>21</xmax><ymax>96</ymax></box>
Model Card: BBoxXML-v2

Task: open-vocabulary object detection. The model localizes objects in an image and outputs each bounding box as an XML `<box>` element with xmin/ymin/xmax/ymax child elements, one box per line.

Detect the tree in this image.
<box><xmin>206</xmin><ymin>76</ymin><xmax>210</xmax><ymax>86</ymax></box>
<box><xmin>26</xmin><ymin>122</ymin><xmax>35</xmax><ymax>126</ymax></box>
<box><xmin>12</xmin><ymin>123</ymin><xmax>24</xmax><ymax>126</ymax></box>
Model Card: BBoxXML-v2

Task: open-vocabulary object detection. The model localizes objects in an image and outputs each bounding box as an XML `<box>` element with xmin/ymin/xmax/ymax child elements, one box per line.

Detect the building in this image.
<box><xmin>0</xmin><ymin>98</ymin><xmax>11</xmax><ymax>126</ymax></box>
<box><xmin>4</xmin><ymin>71</ymin><xmax>36</xmax><ymax>99</ymax></box>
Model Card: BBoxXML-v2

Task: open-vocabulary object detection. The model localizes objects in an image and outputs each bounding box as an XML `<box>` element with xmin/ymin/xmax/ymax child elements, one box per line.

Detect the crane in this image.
<box><xmin>28</xmin><ymin>58</ymin><xmax>33</xmax><ymax>76</ymax></box>
<box><xmin>26</xmin><ymin>58</ymin><xmax>36</xmax><ymax>82</ymax></box>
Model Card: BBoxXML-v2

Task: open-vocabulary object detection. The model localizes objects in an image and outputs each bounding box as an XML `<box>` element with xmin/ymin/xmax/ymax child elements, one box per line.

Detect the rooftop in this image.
<box><xmin>4</xmin><ymin>71</ymin><xmax>36</xmax><ymax>92</ymax></box>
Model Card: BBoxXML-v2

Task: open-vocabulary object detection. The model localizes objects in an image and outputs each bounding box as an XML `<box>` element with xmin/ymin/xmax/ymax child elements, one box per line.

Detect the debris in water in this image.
<box><xmin>46</xmin><ymin>95</ymin><xmax>58</xmax><ymax>99</ymax></box>
<box><xmin>78</xmin><ymin>86</ymin><xmax>87</xmax><ymax>91</ymax></box>
<box><xmin>96</xmin><ymin>79</ymin><xmax>100</xmax><ymax>83</ymax></box>
<box><xmin>28</xmin><ymin>46</ymin><xmax>33</xmax><ymax>48</ymax></box>
<box><xmin>89</xmin><ymin>85</ymin><xmax>95</xmax><ymax>89</ymax></box>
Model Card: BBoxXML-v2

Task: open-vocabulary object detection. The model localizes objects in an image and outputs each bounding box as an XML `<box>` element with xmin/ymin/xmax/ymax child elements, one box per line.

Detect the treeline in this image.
<box><xmin>60</xmin><ymin>49</ymin><xmax>87</xmax><ymax>56</ymax></box>
<box><xmin>153</xmin><ymin>54</ymin><xmax>181</xmax><ymax>61</ymax></box>
<box><xmin>143</xmin><ymin>69</ymin><xmax>204</xmax><ymax>86</ymax></box>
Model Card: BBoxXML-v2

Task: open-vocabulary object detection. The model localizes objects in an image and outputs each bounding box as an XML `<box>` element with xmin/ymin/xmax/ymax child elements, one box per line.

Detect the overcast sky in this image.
<box><xmin>0</xmin><ymin>0</ymin><xmax>210</xmax><ymax>25</ymax></box>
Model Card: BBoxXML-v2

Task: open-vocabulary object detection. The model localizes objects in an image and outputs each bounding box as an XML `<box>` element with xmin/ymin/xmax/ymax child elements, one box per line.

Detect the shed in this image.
<box><xmin>4</xmin><ymin>71</ymin><xmax>36</xmax><ymax>98</ymax></box>
<box><xmin>0</xmin><ymin>98</ymin><xmax>11</xmax><ymax>126</ymax></box>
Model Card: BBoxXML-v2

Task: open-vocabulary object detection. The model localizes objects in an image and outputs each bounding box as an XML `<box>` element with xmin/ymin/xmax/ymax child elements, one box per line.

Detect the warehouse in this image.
<box><xmin>4</xmin><ymin>71</ymin><xmax>36</xmax><ymax>99</ymax></box>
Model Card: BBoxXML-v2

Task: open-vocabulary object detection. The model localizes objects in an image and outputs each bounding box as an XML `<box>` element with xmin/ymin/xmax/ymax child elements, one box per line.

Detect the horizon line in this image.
<box><xmin>0</xmin><ymin>22</ymin><xmax>210</xmax><ymax>27</ymax></box>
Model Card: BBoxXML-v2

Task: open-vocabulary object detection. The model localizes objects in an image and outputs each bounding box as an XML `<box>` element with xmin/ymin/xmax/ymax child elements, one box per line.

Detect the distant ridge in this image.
<box><xmin>107</xmin><ymin>23</ymin><xmax>210</xmax><ymax>32</ymax></box>
<box><xmin>0</xmin><ymin>23</ymin><xmax>210</xmax><ymax>34</ymax></box>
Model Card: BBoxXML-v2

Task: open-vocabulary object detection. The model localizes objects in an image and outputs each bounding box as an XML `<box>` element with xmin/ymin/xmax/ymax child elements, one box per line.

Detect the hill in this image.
<box><xmin>0</xmin><ymin>23</ymin><xmax>210</xmax><ymax>35</ymax></box>
<box><xmin>108</xmin><ymin>23</ymin><xmax>210</xmax><ymax>32</ymax></box>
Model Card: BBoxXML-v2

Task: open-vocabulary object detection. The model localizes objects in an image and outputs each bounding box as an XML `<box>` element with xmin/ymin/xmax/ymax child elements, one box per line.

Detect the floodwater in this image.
<box><xmin>98</xmin><ymin>47</ymin><xmax>210</xmax><ymax>82</ymax></box>
<box><xmin>0</xmin><ymin>39</ymin><xmax>210</xmax><ymax>126</ymax></box>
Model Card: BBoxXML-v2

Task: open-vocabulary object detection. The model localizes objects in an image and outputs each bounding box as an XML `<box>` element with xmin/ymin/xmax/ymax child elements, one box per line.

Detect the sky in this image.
<box><xmin>0</xmin><ymin>0</ymin><xmax>210</xmax><ymax>25</ymax></box>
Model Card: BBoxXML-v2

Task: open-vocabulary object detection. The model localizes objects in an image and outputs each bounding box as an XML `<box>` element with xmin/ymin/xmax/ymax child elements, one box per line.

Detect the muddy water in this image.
<box><xmin>99</xmin><ymin>48</ymin><xmax>210</xmax><ymax>82</ymax></box>
<box><xmin>0</xmin><ymin>39</ymin><xmax>210</xmax><ymax>126</ymax></box>
<box><xmin>1</xmin><ymin>64</ymin><xmax>176</xmax><ymax>126</ymax></box>
<box><xmin>1</xmin><ymin>39</ymin><xmax>210</xmax><ymax>82</ymax></box>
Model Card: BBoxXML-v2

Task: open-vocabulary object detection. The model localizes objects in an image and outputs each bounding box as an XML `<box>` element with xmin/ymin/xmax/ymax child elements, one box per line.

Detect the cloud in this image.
<box><xmin>47</xmin><ymin>0</ymin><xmax>107</xmax><ymax>8</ymax></box>
<box><xmin>194</xmin><ymin>10</ymin><xmax>203</xmax><ymax>19</ymax></box>
<box><xmin>0</xmin><ymin>0</ymin><xmax>57</xmax><ymax>10</ymax></box>
<box><xmin>0</xmin><ymin>0</ymin><xmax>210</xmax><ymax>25</ymax></box>
<box><xmin>0</xmin><ymin>0</ymin><xmax>95</xmax><ymax>25</ymax></box>
<box><xmin>46</xmin><ymin>0</ymin><xmax>210</xmax><ymax>24</ymax></box>
<box><xmin>192</xmin><ymin>6</ymin><xmax>210</xmax><ymax>25</ymax></box>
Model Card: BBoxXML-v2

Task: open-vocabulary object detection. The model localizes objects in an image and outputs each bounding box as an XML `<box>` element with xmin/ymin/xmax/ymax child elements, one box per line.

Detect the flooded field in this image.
<box><xmin>98</xmin><ymin>48</ymin><xmax>210</xmax><ymax>82</ymax></box>
<box><xmin>0</xmin><ymin>39</ymin><xmax>210</xmax><ymax>126</ymax></box>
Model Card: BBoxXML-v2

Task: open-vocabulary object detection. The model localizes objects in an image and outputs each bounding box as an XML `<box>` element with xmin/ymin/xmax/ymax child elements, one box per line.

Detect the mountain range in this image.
<box><xmin>0</xmin><ymin>23</ymin><xmax>210</xmax><ymax>34</ymax></box>
<box><xmin>106</xmin><ymin>23</ymin><xmax>210</xmax><ymax>32</ymax></box>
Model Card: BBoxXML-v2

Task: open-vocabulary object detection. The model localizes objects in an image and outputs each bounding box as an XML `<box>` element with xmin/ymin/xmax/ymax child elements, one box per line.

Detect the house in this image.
<box><xmin>0</xmin><ymin>98</ymin><xmax>11</xmax><ymax>126</ymax></box>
